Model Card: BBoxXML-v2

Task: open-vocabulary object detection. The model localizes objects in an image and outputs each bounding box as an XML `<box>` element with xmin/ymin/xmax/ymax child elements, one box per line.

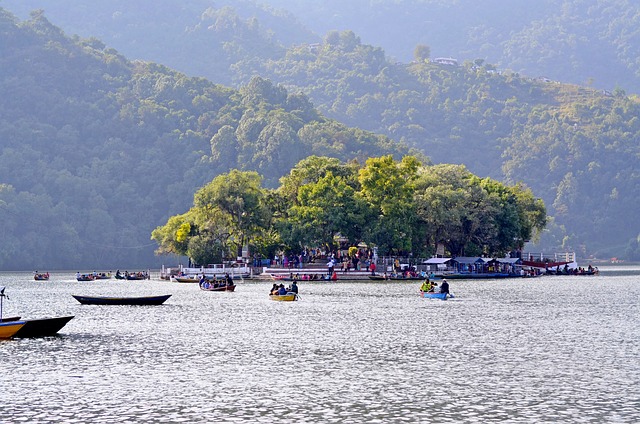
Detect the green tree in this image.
<box><xmin>358</xmin><ymin>155</ymin><xmax>421</xmax><ymax>254</ymax></box>
<box><xmin>194</xmin><ymin>170</ymin><xmax>269</xmax><ymax>258</ymax></box>
<box><xmin>414</xmin><ymin>44</ymin><xmax>431</xmax><ymax>62</ymax></box>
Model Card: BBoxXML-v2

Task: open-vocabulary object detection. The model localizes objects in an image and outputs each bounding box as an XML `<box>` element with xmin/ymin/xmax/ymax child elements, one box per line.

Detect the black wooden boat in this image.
<box><xmin>0</xmin><ymin>316</ymin><xmax>21</xmax><ymax>322</ymax></box>
<box><xmin>72</xmin><ymin>294</ymin><xmax>171</xmax><ymax>305</ymax></box>
<box><xmin>12</xmin><ymin>316</ymin><xmax>74</xmax><ymax>337</ymax></box>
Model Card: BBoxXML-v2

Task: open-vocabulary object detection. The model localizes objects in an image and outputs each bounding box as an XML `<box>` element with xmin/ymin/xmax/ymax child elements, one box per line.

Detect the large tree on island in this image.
<box><xmin>414</xmin><ymin>164</ymin><xmax>547</xmax><ymax>257</ymax></box>
<box><xmin>151</xmin><ymin>170</ymin><xmax>270</xmax><ymax>265</ymax></box>
<box><xmin>276</xmin><ymin>156</ymin><xmax>372</xmax><ymax>252</ymax></box>
<box><xmin>358</xmin><ymin>155</ymin><xmax>421</xmax><ymax>255</ymax></box>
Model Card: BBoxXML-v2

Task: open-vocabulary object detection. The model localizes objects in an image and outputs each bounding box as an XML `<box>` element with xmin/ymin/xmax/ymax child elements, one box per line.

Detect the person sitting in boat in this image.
<box><xmin>289</xmin><ymin>281</ymin><xmax>299</xmax><ymax>294</ymax></box>
<box><xmin>420</xmin><ymin>279</ymin><xmax>431</xmax><ymax>293</ymax></box>
<box><xmin>270</xmin><ymin>283</ymin><xmax>278</xmax><ymax>294</ymax></box>
<box><xmin>277</xmin><ymin>284</ymin><xmax>287</xmax><ymax>295</ymax></box>
<box><xmin>440</xmin><ymin>279</ymin><xmax>450</xmax><ymax>295</ymax></box>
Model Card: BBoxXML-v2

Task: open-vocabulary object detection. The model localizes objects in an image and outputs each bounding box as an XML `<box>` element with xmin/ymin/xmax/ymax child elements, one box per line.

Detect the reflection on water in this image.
<box><xmin>1</xmin><ymin>268</ymin><xmax>638</xmax><ymax>423</ymax></box>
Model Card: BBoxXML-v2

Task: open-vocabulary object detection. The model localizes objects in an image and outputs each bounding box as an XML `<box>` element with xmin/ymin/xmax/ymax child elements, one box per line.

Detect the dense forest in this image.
<box><xmin>0</xmin><ymin>10</ymin><xmax>407</xmax><ymax>270</ymax></box>
<box><xmin>4</xmin><ymin>0</ymin><xmax>640</xmax><ymax>92</ymax></box>
<box><xmin>1</xmin><ymin>3</ymin><xmax>640</xmax><ymax>269</ymax></box>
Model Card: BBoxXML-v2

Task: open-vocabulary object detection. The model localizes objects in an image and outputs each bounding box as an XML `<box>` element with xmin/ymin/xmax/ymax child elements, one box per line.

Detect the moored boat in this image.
<box><xmin>172</xmin><ymin>276</ymin><xmax>200</xmax><ymax>283</ymax></box>
<box><xmin>521</xmin><ymin>252</ymin><xmax>578</xmax><ymax>270</ymax></box>
<box><xmin>72</xmin><ymin>294</ymin><xmax>171</xmax><ymax>305</ymax></box>
<box><xmin>269</xmin><ymin>293</ymin><xmax>298</xmax><ymax>301</ymax></box>
<box><xmin>0</xmin><ymin>320</ymin><xmax>26</xmax><ymax>338</ymax></box>
<box><xmin>12</xmin><ymin>316</ymin><xmax>74</xmax><ymax>338</ymax></box>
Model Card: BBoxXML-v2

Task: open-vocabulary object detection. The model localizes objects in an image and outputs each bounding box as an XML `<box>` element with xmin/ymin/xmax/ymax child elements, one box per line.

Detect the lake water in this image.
<box><xmin>1</xmin><ymin>268</ymin><xmax>638</xmax><ymax>423</ymax></box>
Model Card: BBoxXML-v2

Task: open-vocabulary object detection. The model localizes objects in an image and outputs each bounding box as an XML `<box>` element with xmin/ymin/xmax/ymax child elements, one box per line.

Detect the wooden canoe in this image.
<box><xmin>12</xmin><ymin>316</ymin><xmax>74</xmax><ymax>337</ymax></box>
<box><xmin>72</xmin><ymin>294</ymin><xmax>171</xmax><ymax>305</ymax></box>
<box><xmin>172</xmin><ymin>276</ymin><xmax>200</xmax><ymax>283</ymax></box>
<box><xmin>200</xmin><ymin>284</ymin><xmax>236</xmax><ymax>292</ymax></box>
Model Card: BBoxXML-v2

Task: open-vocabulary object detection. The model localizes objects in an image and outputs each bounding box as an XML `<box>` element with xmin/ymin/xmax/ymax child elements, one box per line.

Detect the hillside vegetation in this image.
<box><xmin>0</xmin><ymin>10</ymin><xmax>406</xmax><ymax>270</ymax></box>
<box><xmin>2</xmin><ymin>5</ymin><xmax>640</xmax><ymax>266</ymax></box>
<box><xmin>4</xmin><ymin>0</ymin><xmax>640</xmax><ymax>92</ymax></box>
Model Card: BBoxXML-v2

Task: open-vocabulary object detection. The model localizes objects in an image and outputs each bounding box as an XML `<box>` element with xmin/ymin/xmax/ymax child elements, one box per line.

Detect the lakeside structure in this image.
<box><xmin>159</xmin><ymin>251</ymin><xmax>578</xmax><ymax>281</ymax></box>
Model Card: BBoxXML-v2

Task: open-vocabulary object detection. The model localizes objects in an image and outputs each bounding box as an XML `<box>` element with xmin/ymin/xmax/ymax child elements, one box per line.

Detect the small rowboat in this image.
<box><xmin>269</xmin><ymin>293</ymin><xmax>298</xmax><ymax>301</ymax></box>
<box><xmin>34</xmin><ymin>273</ymin><xmax>50</xmax><ymax>281</ymax></box>
<box><xmin>126</xmin><ymin>274</ymin><xmax>149</xmax><ymax>280</ymax></box>
<box><xmin>76</xmin><ymin>275</ymin><xmax>94</xmax><ymax>281</ymax></box>
<box><xmin>72</xmin><ymin>294</ymin><xmax>171</xmax><ymax>305</ymax></box>
<box><xmin>172</xmin><ymin>276</ymin><xmax>199</xmax><ymax>283</ymax></box>
<box><xmin>368</xmin><ymin>275</ymin><xmax>388</xmax><ymax>281</ymax></box>
<box><xmin>200</xmin><ymin>283</ymin><xmax>236</xmax><ymax>292</ymax></box>
<box><xmin>421</xmin><ymin>291</ymin><xmax>451</xmax><ymax>300</ymax></box>
<box><xmin>0</xmin><ymin>321</ymin><xmax>26</xmax><ymax>338</ymax></box>
<box><xmin>12</xmin><ymin>316</ymin><xmax>74</xmax><ymax>338</ymax></box>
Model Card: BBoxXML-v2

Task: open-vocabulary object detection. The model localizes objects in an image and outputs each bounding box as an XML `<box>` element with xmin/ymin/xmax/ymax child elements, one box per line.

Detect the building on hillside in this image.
<box><xmin>433</xmin><ymin>57</ymin><xmax>458</xmax><ymax>66</ymax></box>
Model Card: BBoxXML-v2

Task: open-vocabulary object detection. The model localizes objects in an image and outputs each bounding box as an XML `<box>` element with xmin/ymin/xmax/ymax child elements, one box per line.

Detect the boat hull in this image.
<box><xmin>173</xmin><ymin>277</ymin><xmax>199</xmax><ymax>283</ymax></box>
<box><xmin>200</xmin><ymin>284</ymin><xmax>236</xmax><ymax>292</ymax></box>
<box><xmin>12</xmin><ymin>316</ymin><xmax>74</xmax><ymax>337</ymax></box>
<box><xmin>421</xmin><ymin>291</ymin><xmax>449</xmax><ymax>300</ymax></box>
<box><xmin>269</xmin><ymin>293</ymin><xmax>298</xmax><ymax>301</ymax></box>
<box><xmin>368</xmin><ymin>275</ymin><xmax>388</xmax><ymax>281</ymax></box>
<box><xmin>0</xmin><ymin>321</ymin><xmax>26</xmax><ymax>338</ymax></box>
<box><xmin>72</xmin><ymin>294</ymin><xmax>171</xmax><ymax>305</ymax></box>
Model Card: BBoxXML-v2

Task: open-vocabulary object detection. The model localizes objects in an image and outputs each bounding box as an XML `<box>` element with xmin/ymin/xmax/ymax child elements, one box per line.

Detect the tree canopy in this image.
<box><xmin>152</xmin><ymin>157</ymin><xmax>547</xmax><ymax>264</ymax></box>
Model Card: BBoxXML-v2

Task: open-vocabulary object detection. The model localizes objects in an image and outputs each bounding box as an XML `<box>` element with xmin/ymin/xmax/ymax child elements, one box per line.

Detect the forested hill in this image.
<box><xmin>242</xmin><ymin>33</ymin><xmax>640</xmax><ymax>259</ymax></box>
<box><xmin>4</xmin><ymin>0</ymin><xmax>640</xmax><ymax>93</ymax></box>
<box><xmin>0</xmin><ymin>10</ymin><xmax>407</xmax><ymax>270</ymax></box>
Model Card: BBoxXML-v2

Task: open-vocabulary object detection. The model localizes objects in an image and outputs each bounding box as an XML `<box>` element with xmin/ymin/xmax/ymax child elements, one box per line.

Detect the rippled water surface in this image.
<box><xmin>1</xmin><ymin>268</ymin><xmax>638</xmax><ymax>423</ymax></box>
